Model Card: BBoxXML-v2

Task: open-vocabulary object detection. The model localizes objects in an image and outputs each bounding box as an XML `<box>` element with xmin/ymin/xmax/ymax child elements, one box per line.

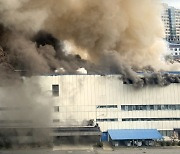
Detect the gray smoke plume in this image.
<box><xmin>0</xmin><ymin>78</ymin><xmax>53</xmax><ymax>147</ymax></box>
<box><xmin>0</xmin><ymin>79</ymin><xmax>52</xmax><ymax>127</ymax></box>
<box><xmin>41</xmin><ymin>0</ymin><xmax>166</xmax><ymax>68</ymax></box>
<box><xmin>0</xmin><ymin>0</ymin><xmax>167</xmax><ymax>74</ymax></box>
<box><xmin>0</xmin><ymin>0</ymin><xmax>179</xmax><ymax>87</ymax></box>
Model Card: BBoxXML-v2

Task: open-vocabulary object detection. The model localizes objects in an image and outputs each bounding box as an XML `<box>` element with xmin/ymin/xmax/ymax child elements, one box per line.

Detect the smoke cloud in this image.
<box><xmin>0</xmin><ymin>1</ymin><xmax>179</xmax><ymax>99</ymax></box>
<box><xmin>0</xmin><ymin>78</ymin><xmax>53</xmax><ymax>147</ymax></box>
<box><xmin>0</xmin><ymin>0</ymin><xmax>169</xmax><ymax>75</ymax></box>
<box><xmin>0</xmin><ymin>0</ymin><xmax>176</xmax><ymax>85</ymax></box>
<box><xmin>42</xmin><ymin>0</ymin><xmax>165</xmax><ymax>68</ymax></box>
<box><xmin>0</xmin><ymin>79</ymin><xmax>52</xmax><ymax>127</ymax></box>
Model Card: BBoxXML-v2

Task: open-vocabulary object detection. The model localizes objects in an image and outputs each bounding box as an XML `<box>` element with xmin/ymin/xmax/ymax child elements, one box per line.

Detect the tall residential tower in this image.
<box><xmin>162</xmin><ymin>3</ymin><xmax>180</xmax><ymax>43</ymax></box>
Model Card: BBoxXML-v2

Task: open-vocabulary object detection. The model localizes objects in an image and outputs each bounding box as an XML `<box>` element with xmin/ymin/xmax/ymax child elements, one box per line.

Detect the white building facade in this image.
<box><xmin>36</xmin><ymin>75</ymin><xmax>180</xmax><ymax>137</ymax></box>
<box><xmin>169</xmin><ymin>43</ymin><xmax>180</xmax><ymax>60</ymax></box>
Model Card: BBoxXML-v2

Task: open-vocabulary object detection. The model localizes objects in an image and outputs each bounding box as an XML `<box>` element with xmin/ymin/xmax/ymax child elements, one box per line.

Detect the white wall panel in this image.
<box><xmin>36</xmin><ymin>75</ymin><xmax>180</xmax><ymax>132</ymax></box>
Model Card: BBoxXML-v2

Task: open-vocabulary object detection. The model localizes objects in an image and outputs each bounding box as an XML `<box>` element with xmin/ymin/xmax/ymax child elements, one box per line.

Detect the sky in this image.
<box><xmin>162</xmin><ymin>0</ymin><xmax>180</xmax><ymax>9</ymax></box>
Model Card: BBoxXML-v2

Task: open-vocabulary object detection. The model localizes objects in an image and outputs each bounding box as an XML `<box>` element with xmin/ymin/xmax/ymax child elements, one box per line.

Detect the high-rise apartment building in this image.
<box><xmin>162</xmin><ymin>3</ymin><xmax>180</xmax><ymax>43</ymax></box>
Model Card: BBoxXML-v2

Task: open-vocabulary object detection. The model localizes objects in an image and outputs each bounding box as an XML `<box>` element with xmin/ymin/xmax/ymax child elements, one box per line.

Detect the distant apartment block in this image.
<box><xmin>162</xmin><ymin>3</ymin><xmax>180</xmax><ymax>44</ymax></box>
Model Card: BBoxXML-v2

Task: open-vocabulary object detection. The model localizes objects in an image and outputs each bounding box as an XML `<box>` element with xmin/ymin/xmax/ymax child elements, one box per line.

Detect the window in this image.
<box><xmin>172</xmin><ymin>105</ymin><xmax>176</xmax><ymax>110</ymax></box>
<box><xmin>97</xmin><ymin>105</ymin><xmax>118</xmax><ymax>109</ymax></box>
<box><xmin>128</xmin><ymin>105</ymin><xmax>133</xmax><ymax>111</ymax></box>
<box><xmin>122</xmin><ymin>118</ymin><xmax>180</xmax><ymax>121</ymax></box>
<box><xmin>176</xmin><ymin>105</ymin><xmax>180</xmax><ymax>110</ymax></box>
<box><xmin>150</xmin><ymin>105</ymin><xmax>154</xmax><ymax>110</ymax></box>
<box><xmin>154</xmin><ymin>105</ymin><xmax>158</xmax><ymax>110</ymax></box>
<box><xmin>161</xmin><ymin>105</ymin><xmax>167</xmax><ymax>110</ymax></box>
<box><xmin>142</xmin><ymin>105</ymin><xmax>146</xmax><ymax>110</ymax></box>
<box><xmin>107</xmin><ymin>118</ymin><xmax>118</xmax><ymax>122</ymax></box>
<box><xmin>52</xmin><ymin>84</ymin><xmax>59</xmax><ymax>96</ymax></box>
<box><xmin>96</xmin><ymin>118</ymin><xmax>118</xmax><ymax>122</ymax></box>
<box><xmin>54</xmin><ymin>106</ymin><xmax>59</xmax><ymax>112</ymax></box>
<box><xmin>125</xmin><ymin>106</ymin><xmax>129</xmax><ymax>111</ymax></box>
<box><xmin>108</xmin><ymin>105</ymin><xmax>118</xmax><ymax>108</ymax></box>
<box><xmin>132</xmin><ymin>105</ymin><xmax>136</xmax><ymax>110</ymax></box>
<box><xmin>157</xmin><ymin>105</ymin><xmax>161</xmax><ymax>110</ymax></box>
<box><xmin>121</xmin><ymin>105</ymin><xmax>125</xmax><ymax>110</ymax></box>
<box><xmin>121</xmin><ymin>105</ymin><xmax>180</xmax><ymax>111</ymax></box>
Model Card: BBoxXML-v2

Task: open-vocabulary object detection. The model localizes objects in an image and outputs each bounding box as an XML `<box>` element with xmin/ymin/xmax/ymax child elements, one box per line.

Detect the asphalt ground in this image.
<box><xmin>0</xmin><ymin>148</ymin><xmax>180</xmax><ymax>154</ymax></box>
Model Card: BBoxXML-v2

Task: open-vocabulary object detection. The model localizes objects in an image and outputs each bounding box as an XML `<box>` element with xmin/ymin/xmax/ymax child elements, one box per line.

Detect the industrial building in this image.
<box><xmin>1</xmin><ymin>73</ymin><xmax>180</xmax><ymax>146</ymax></box>
<box><xmin>32</xmin><ymin>73</ymin><xmax>180</xmax><ymax>145</ymax></box>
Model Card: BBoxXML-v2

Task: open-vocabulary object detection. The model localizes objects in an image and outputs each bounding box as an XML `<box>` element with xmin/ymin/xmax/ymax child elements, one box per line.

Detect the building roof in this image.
<box><xmin>108</xmin><ymin>129</ymin><xmax>162</xmax><ymax>140</ymax></box>
<box><xmin>35</xmin><ymin>71</ymin><xmax>180</xmax><ymax>76</ymax></box>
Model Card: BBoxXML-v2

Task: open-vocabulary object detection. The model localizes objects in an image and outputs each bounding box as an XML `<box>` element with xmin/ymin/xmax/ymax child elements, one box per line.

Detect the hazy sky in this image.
<box><xmin>162</xmin><ymin>0</ymin><xmax>180</xmax><ymax>9</ymax></box>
